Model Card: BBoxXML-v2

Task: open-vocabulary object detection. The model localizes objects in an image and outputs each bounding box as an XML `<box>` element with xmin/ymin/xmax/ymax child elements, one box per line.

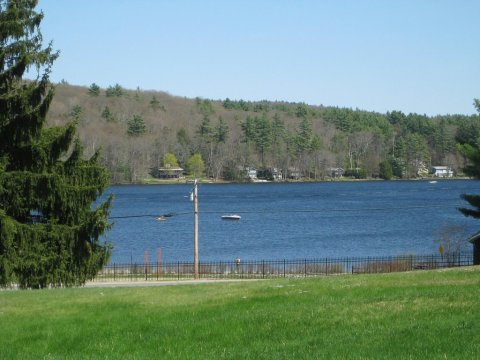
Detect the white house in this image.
<box><xmin>431</xmin><ymin>166</ymin><xmax>453</xmax><ymax>178</ymax></box>
<box><xmin>272</xmin><ymin>168</ymin><xmax>283</xmax><ymax>181</ymax></box>
<box><xmin>245</xmin><ymin>167</ymin><xmax>257</xmax><ymax>180</ymax></box>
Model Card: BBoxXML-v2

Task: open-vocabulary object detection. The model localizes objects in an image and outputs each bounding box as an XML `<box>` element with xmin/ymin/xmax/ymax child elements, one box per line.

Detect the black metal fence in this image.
<box><xmin>93</xmin><ymin>253</ymin><xmax>473</xmax><ymax>282</ymax></box>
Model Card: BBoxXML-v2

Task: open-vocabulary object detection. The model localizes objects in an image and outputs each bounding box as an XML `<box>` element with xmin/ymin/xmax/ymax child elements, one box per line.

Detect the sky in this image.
<box><xmin>35</xmin><ymin>0</ymin><xmax>480</xmax><ymax>116</ymax></box>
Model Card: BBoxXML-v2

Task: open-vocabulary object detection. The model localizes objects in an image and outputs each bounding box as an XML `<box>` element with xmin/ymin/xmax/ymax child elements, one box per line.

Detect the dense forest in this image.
<box><xmin>46</xmin><ymin>82</ymin><xmax>480</xmax><ymax>183</ymax></box>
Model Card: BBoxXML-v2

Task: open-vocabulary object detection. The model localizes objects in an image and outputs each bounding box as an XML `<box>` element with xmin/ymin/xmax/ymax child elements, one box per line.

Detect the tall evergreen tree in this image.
<box><xmin>127</xmin><ymin>114</ymin><xmax>146</xmax><ymax>136</ymax></box>
<box><xmin>254</xmin><ymin>113</ymin><xmax>272</xmax><ymax>167</ymax></box>
<box><xmin>459</xmin><ymin>194</ymin><xmax>480</xmax><ymax>219</ymax></box>
<box><xmin>214</xmin><ymin>116</ymin><xmax>229</xmax><ymax>144</ymax></box>
<box><xmin>459</xmin><ymin>99</ymin><xmax>480</xmax><ymax>220</ymax></box>
<box><xmin>197</xmin><ymin>114</ymin><xmax>213</xmax><ymax>140</ymax></box>
<box><xmin>458</xmin><ymin>142</ymin><xmax>480</xmax><ymax>178</ymax></box>
<box><xmin>0</xmin><ymin>0</ymin><xmax>112</xmax><ymax>288</ymax></box>
<box><xmin>241</xmin><ymin>116</ymin><xmax>257</xmax><ymax>145</ymax></box>
<box><xmin>295</xmin><ymin>116</ymin><xmax>314</xmax><ymax>154</ymax></box>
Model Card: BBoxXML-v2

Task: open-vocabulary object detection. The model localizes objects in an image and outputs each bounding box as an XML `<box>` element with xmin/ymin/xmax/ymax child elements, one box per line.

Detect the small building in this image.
<box><xmin>431</xmin><ymin>166</ymin><xmax>453</xmax><ymax>178</ymax></box>
<box><xmin>288</xmin><ymin>167</ymin><xmax>301</xmax><ymax>180</ymax></box>
<box><xmin>272</xmin><ymin>168</ymin><xmax>283</xmax><ymax>181</ymax></box>
<box><xmin>245</xmin><ymin>167</ymin><xmax>257</xmax><ymax>180</ymax></box>
<box><xmin>329</xmin><ymin>167</ymin><xmax>344</xmax><ymax>178</ymax></box>
<box><xmin>257</xmin><ymin>168</ymin><xmax>283</xmax><ymax>181</ymax></box>
<box><xmin>468</xmin><ymin>232</ymin><xmax>480</xmax><ymax>265</ymax></box>
<box><xmin>151</xmin><ymin>166</ymin><xmax>184</xmax><ymax>179</ymax></box>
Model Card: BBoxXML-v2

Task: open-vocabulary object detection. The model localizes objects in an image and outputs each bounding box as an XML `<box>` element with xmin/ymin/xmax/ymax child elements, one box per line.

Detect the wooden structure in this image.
<box><xmin>151</xmin><ymin>166</ymin><xmax>184</xmax><ymax>179</ymax></box>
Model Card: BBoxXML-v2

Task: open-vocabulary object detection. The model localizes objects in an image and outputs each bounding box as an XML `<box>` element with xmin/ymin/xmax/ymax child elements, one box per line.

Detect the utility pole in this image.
<box><xmin>192</xmin><ymin>179</ymin><xmax>199</xmax><ymax>279</ymax></box>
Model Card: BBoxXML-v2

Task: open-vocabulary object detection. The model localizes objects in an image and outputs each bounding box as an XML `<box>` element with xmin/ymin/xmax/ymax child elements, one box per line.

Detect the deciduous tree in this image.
<box><xmin>186</xmin><ymin>154</ymin><xmax>205</xmax><ymax>178</ymax></box>
<box><xmin>163</xmin><ymin>153</ymin><xmax>179</xmax><ymax>167</ymax></box>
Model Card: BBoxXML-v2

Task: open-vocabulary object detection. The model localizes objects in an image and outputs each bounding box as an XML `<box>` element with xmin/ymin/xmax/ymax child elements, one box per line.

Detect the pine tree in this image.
<box><xmin>0</xmin><ymin>0</ymin><xmax>112</xmax><ymax>288</ymax></box>
<box><xmin>458</xmin><ymin>142</ymin><xmax>480</xmax><ymax>179</ymax></box>
<box><xmin>106</xmin><ymin>83</ymin><xmax>123</xmax><ymax>97</ymax></box>
<box><xmin>127</xmin><ymin>114</ymin><xmax>146</xmax><ymax>136</ymax></box>
<box><xmin>88</xmin><ymin>83</ymin><xmax>100</xmax><ymax>96</ymax></box>
<box><xmin>459</xmin><ymin>194</ymin><xmax>480</xmax><ymax>219</ymax></box>
<box><xmin>101</xmin><ymin>105</ymin><xmax>115</xmax><ymax>122</ymax></box>
<box><xmin>149</xmin><ymin>95</ymin><xmax>160</xmax><ymax>110</ymax></box>
<box><xmin>458</xmin><ymin>99</ymin><xmax>480</xmax><ymax>220</ymax></box>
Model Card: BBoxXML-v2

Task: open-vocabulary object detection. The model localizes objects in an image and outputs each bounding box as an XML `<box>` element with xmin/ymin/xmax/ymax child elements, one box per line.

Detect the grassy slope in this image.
<box><xmin>1</xmin><ymin>268</ymin><xmax>479</xmax><ymax>359</ymax></box>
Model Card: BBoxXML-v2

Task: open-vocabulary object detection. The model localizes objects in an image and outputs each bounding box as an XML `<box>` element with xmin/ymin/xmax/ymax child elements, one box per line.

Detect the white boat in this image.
<box><xmin>221</xmin><ymin>214</ymin><xmax>241</xmax><ymax>220</ymax></box>
<box><xmin>429</xmin><ymin>180</ymin><xmax>438</xmax><ymax>184</ymax></box>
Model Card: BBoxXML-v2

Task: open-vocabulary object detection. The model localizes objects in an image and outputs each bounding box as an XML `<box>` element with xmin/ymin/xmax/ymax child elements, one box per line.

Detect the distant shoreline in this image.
<box><xmin>111</xmin><ymin>176</ymin><xmax>474</xmax><ymax>186</ymax></box>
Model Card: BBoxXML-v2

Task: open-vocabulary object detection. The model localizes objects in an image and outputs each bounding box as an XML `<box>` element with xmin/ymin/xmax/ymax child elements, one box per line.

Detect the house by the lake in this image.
<box><xmin>288</xmin><ymin>167</ymin><xmax>302</xmax><ymax>180</ymax></box>
<box><xmin>151</xmin><ymin>166</ymin><xmax>184</xmax><ymax>179</ymax></box>
<box><xmin>257</xmin><ymin>168</ymin><xmax>283</xmax><ymax>181</ymax></box>
<box><xmin>245</xmin><ymin>167</ymin><xmax>257</xmax><ymax>180</ymax></box>
<box><xmin>329</xmin><ymin>167</ymin><xmax>345</xmax><ymax>178</ymax></box>
<box><xmin>272</xmin><ymin>168</ymin><xmax>283</xmax><ymax>181</ymax></box>
<box><xmin>431</xmin><ymin>166</ymin><xmax>453</xmax><ymax>178</ymax></box>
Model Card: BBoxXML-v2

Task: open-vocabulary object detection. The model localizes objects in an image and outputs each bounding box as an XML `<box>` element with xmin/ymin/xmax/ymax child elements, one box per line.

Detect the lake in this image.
<box><xmin>102</xmin><ymin>180</ymin><xmax>480</xmax><ymax>263</ymax></box>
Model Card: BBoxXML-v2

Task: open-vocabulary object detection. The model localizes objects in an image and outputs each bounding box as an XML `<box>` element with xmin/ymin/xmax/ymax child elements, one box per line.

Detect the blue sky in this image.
<box><xmin>36</xmin><ymin>0</ymin><xmax>479</xmax><ymax>116</ymax></box>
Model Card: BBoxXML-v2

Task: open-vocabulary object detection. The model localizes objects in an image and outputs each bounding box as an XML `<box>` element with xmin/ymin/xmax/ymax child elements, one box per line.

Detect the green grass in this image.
<box><xmin>1</xmin><ymin>267</ymin><xmax>479</xmax><ymax>359</ymax></box>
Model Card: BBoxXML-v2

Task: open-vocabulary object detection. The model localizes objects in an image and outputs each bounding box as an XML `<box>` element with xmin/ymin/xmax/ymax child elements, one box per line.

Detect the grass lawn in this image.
<box><xmin>1</xmin><ymin>267</ymin><xmax>479</xmax><ymax>359</ymax></box>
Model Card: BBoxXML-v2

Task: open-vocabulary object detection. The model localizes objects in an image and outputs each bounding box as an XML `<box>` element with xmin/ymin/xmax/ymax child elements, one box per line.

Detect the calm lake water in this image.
<box><xmin>102</xmin><ymin>180</ymin><xmax>480</xmax><ymax>263</ymax></box>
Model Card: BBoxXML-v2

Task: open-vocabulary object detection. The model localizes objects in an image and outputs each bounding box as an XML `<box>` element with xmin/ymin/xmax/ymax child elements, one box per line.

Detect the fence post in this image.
<box><xmin>113</xmin><ymin>263</ymin><xmax>116</xmax><ymax>281</ymax></box>
<box><xmin>262</xmin><ymin>260</ymin><xmax>265</xmax><ymax>279</ymax></box>
<box><xmin>304</xmin><ymin>259</ymin><xmax>307</xmax><ymax>278</ymax></box>
<box><xmin>284</xmin><ymin>259</ymin><xmax>286</xmax><ymax>278</ymax></box>
<box><xmin>177</xmin><ymin>261</ymin><xmax>180</xmax><ymax>280</ymax></box>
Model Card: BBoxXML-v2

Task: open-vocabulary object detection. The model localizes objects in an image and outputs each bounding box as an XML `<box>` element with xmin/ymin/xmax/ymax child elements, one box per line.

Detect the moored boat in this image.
<box><xmin>221</xmin><ymin>214</ymin><xmax>241</xmax><ymax>220</ymax></box>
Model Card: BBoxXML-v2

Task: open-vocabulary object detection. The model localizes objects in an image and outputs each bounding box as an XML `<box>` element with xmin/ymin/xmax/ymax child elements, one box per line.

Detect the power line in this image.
<box><xmin>109</xmin><ymin>203</ymin><xmax>464</xmax><ymax>219</ymax></box>
<box><xmin>110</xmin><ymin>212</ymin><xmax>189</xmax><ymax>219</ymax></box>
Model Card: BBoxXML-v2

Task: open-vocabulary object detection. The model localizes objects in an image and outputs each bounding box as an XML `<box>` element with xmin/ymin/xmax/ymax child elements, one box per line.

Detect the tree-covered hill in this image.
<box><xmin>46</xmin><ymin>82</ymin><xmax>480</xmax><ymax>183</ymax></box>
